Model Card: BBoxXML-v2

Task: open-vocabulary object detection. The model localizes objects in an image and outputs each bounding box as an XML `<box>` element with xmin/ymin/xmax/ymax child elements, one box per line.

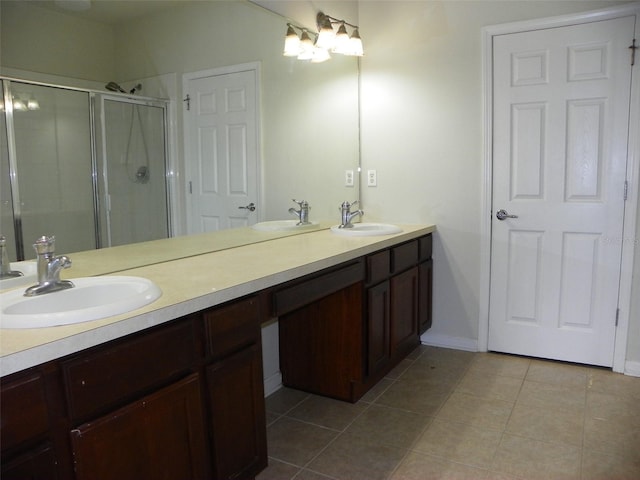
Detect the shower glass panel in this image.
<box><xmin>4</xmin><ymin>82</ymin><xmax>96</xmax><ymax>259</ymax></box>
<box><xmin>0</xmin><ymin>81</ymin><xmax>17</xmax><ymax>260</ymax></box>
<box><xmin>98</xmin><ymin>98</ymin><xmax>169</xmax><ymax>247</ymax></box>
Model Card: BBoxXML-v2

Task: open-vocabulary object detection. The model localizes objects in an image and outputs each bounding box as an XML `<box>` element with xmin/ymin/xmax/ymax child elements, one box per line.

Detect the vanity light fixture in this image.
<box><xmin>2</xmin><ymin>95</ymin><xmax>40</xmax><ymax>112</ymax></box>
<box><xmin>283</xmin><ymin>11</ymin><xmax>363</xmax><ymax>62</ymax></box>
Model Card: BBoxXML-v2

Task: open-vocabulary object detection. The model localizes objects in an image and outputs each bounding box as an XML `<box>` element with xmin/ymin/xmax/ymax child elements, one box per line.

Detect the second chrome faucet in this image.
<box><xmin>289</xmin><ymin>199</ymin><xmax>311</xmax><ymax>225</ymax></box>
<box><xmin>339</xmin><ymin>201</ymin><xmax>364</xmax><ymax>228</ymax></box>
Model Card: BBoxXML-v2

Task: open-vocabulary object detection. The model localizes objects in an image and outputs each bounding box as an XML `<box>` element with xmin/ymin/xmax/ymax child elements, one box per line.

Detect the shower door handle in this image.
<box><xmin>239</xmin><ymin>202</ymin><xmax>256</xmax><ymax>212</ymax></box>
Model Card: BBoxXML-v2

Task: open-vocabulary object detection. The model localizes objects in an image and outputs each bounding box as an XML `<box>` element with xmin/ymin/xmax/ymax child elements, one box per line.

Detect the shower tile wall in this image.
<box><xmin>11</xmin><ymin>83</ymin><xmax>95</xmax><ymax>257</ymax></box>
<box><xmin>102</xmin><ymin>99</ymin><xmax>168</xmax><ymax>247</ymax></box>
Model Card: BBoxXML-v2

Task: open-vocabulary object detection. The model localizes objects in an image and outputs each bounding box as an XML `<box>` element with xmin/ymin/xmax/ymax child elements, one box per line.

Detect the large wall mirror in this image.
<box><xmin>0</xmin><ymin>0</ymin><xmax>360</xmax><ymax>263</ymax></box>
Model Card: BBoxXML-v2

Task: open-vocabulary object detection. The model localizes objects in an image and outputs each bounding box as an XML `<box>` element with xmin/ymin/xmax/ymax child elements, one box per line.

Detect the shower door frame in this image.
<box><xmin>94</xmin><ymin>93</ymin><xmax>172</xmax><ymax>248</ymax></box>
<box><xmin>1</xmin><ymin>76</ymin><xmax>172</xmax><ymax>259</ymax></box>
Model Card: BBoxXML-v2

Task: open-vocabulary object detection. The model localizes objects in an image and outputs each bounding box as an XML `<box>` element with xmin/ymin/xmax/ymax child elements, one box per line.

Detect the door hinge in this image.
<box><xmin>615</xmin><ymin>308</ymin><xmax>620</xmax><ymax>326</ymax></box>
<box><xmin>188</xmin><ymin>180</ymin><xmax>192</xmax><ymax>194</ymax></box>
<box><xmin>624</xmin><ymin>180</ymin><xmax>628</xmax><ymax>201</ymax></box>
<box><xmin>630</xmin><ymin>39</ymin><xmax>638</xmax><ymax>66</ymax></box>
<box><xmin>183</xmin><ymin>94</ymin><xmax>191</xmax><ymax>111</ymax></box>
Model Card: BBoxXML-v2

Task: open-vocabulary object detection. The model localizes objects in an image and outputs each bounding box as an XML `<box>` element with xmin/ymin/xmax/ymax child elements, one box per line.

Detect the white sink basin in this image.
<box><xmin>252</xmin><ymin>220</ymin><xmax>319</xmax><ymax>232</ymax></box>
<box><xmin>330</xmin><ymin>223</ymin><xmax>403</xmax><ymax>237</ymax></box>
<box><xmin>0</xmin><ymin>276</ymin><xmax>162</xmax><ymax>329</ymax></box>
<box><xmin>0</xmin><ymin>261</ymin><xmax>37</xmax><ymax>290</ymax></box>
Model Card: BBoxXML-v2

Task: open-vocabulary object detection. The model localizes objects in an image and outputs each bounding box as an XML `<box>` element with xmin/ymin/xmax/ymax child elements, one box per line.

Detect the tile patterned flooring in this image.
<box><xmin>256</xmin><ymin>346</ymin><xmax>640</xmax><ymax>480</ymax></box>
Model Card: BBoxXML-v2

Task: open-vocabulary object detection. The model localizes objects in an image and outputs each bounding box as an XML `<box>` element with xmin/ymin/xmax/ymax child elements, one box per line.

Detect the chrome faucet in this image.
<box><xmin>0</xmin><ymin>235</ymin><xmax>23</xmax><ymax>279</ymax></box>
<box><xmin>339</xmin><ymin>200</ymin><xmax>364</xmax><ymax>228</ymax></box>
<box><xmin>288</xmin><ymin>199</ymin><xmax>311</xmax><ymax>225</ymax></box>
<box><xmin>24</xmin><ymin>236</ymin><xmax>74</xmax><ymax>296</ymax></box>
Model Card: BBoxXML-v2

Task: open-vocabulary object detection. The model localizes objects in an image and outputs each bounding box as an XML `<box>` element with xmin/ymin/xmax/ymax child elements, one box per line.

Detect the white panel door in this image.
<box><xmin>489</xmin><ymin>16</ymin><xmax>635</xmax><ymax>366</ymax></box>
<box><xmin>185</xmin><ymin>68</ymin><xmax>258</xmax><ymax>233</ymax></box>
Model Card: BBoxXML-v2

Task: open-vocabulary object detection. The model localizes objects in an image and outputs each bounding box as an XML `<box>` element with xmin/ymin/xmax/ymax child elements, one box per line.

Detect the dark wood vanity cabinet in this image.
<box><xmin>366</xmin><ymin>239</ymin><xmax>424</xmax><ymax>380</ymax></box>
<box><xmin>0</xmin><ymin>369</ymin><xmax>62</xmax><ymax>479</ymax></box>
<box><xmin>1</xmin><ymin>295</ymin><xmax>267</xmax><ymax>480</ymax></box>
<box><xmin>1</xmin><ymin>232</ymin><xmax>432</xmax><ymax>477</ymax></box>
<box><xmin>278</xmin><ymin>233</ymin><xmax>433</xmax><ymax>402</ymax></box>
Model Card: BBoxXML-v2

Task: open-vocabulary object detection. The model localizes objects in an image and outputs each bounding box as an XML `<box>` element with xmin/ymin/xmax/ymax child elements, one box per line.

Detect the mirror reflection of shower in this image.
<box><xmin>0</xmin><ymin>77</ymin><xmax>171</xmax><ymax>261</ymax></box>
<box><xmin>105</xmin><ymin>82</ymin><xmax>150</xmax><ymax>185</ymax></box>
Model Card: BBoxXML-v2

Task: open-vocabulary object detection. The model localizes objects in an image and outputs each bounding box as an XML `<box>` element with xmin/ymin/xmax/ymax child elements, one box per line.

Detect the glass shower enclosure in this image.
<box><xmin>1</xmin><ymin>78</ymin><xmax>170</xmax><ymax>262</ymax></box>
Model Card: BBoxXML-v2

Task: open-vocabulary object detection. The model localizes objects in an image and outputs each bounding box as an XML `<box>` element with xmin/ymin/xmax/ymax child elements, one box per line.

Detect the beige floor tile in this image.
<box><xmin>296</xmin><ymin>469</ymin><xmax>339</xmax><ymax>480</ymax></box>
<box><xmin>375</xmin><ymin>378</ymin><xmax>451</xmax><ymax>415</ymax></box>
<box><xmin>256</xmin><ymin>458</ymin><xmax>301</xmax><ymax>480</ymax></box>
<box><xmin>386</xmin><ymin>358</ymin><xmax>414</xmax><ymax>380</ymax></box>
<box><xmin>586</xmin><ymin>391</ymin><xmax>640</xmax><ymax>426</ymax></box>
<box><xmin>266</xmin><ymin>411</ymin><xmax>281</xmax><ymax>427</ymax></box>
<box><xmin>492</xmin><ymin>434</ymin><xmax>581</xmax><ymax>479</ymax></box>
<box><xmin>406</xmin><ymin>344</ymin><xmax>430</xmax><ymax>361</ymax></box>
<box><xmin>581</xmin><ymin>449</ymin><xmax>640</xmax><ymax>480</ymax></box>
<box><xmin>266</xmin><ymin>417</ymin><xmax>339</xmax><ymax>466</ymax></box>
<box><xmin>287</xmin><ymin>394</ymin><xmax>368</xmax><ymax>431</ymax></box>
<box><xmin>346</xmin><ymin>404</ymin><xmax>432</xmax><ymax>450</ymax></box>
<box><xmin>456</xmin><ymin>371</ymin><xmax>523</xmax><ymax>403</ymax></box>
<box><xmin>468</xmin><ymin>353</ymin><xmax>531</xmax><ymax>379</ymax></box>
<box><xmin>412</xmin><ymin>418</ymin><xmax>502</xmax><ymax>469</ymax></box>
<box><xmin>584</xmin><ymin>416</ymin><xmax>640</xmax><ymax>461</ymax></box>
<box><xmin>505</xmin><ymin>402</ymin><xmax>584</xmax><ymax>446</ymax></box>
<box><xmin>437</xmin><ymin>392</ymin><xmax>513</xmax><ymax>430</ymax></box>
<box><xmin>516</xmin><ymin>380</ymin><xmax>586</xmax><ymax>413</ymax></box>
<box><xmin>526</xmin><ymin>360</ymin><xmax>590</xmax><ymax>388</ymax></box>
<box><xmin>399</xmin><ymin>360</ymin><xmax>467</xmax><ymax>388</ymax></box>
<box><xmin>390</xmin><ymin>451</ymin><xmax>489</xmax><ymax>480</ymax></box>
<box><xmin>308</xmin><ymin>432</ymin><xmax>407</xmax><ymax>480</ymax></box>
<box><xmin>588</xmin><ymin>369</ymin><xmax>640</xmax><ymax>399</ymax></box>
<box><xmin>359</xmin><ymin>377</ymin><xmax>394</xmax><ymax>403</ymax></box>
<box><xmin>417</xmin><ymin>346</ymin><xmax>476</xmax><ymax>369</ymax></box>
<box><xmin>266</xmin><ymin>387</ymin><xmax>310</xmax><ymax>415</ymax></box>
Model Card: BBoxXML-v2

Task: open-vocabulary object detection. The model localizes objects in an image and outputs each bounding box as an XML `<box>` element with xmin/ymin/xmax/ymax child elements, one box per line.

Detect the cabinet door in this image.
<box><xmin>205</xmin><ymin>344</ymin><xmax>267</xmax><ymax>480</ymax></box>
<box><xmin>367</xmin><ymin>280</ymin><xmax>391</xmax><ymax>376</ymax></box>
<box><xmin>1</xmin><ymin>444</ymin><xmax>58</xmax><ymax>480</ymax></box>
<box><xmin>419</xmin><ymin>259</ymin><xmax>433</xmax><ymax>334</ymax></box>
<box><xmin>390</xmin><ymin>267</ymin><xmax>419</xmax><ymax>359</ymax></box>
<box><xmin>70</xmin><ymin>374</ymin><xmax>208</xmax><ymax>480</ymax></box>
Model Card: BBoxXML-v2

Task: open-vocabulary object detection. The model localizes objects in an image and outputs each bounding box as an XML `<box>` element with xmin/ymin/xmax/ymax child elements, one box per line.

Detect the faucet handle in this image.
<box><xmin>292</xmin><ymin>199</ymin><xmax>308</xmax><ymax>207</ymax></box>
<box><xmin>33</xmin><ymin>235</ymin><xmax>55</xmax><ymax>255</ymax></box>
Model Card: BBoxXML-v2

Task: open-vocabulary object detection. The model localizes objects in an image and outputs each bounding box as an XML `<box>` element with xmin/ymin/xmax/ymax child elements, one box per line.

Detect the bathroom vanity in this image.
<box><xmin>0</xmin><ymin>225</ymin><xmax>434</xmax><ymax>480</ymax></box>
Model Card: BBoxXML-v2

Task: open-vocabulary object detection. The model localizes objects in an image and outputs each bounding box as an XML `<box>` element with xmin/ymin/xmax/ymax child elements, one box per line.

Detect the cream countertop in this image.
<box><xmin>0</xmin><ymin>224</ymin><xmax>435</xmax><ymax>377</ymax></box>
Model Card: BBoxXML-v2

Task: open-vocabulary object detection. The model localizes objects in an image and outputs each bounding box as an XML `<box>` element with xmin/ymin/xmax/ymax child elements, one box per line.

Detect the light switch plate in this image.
<box><xmin>345</xmin><ymin>170</ymin><xmax>354</xmax><ymax>187</ymax></box>
<box><xmin>367</xmin><ymin>169</ymin><xmax>377</xmax><ymax>187</ymax></box>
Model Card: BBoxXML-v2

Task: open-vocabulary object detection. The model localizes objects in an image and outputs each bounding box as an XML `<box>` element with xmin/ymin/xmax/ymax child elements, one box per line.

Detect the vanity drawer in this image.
<box><xmin>1</xmin><ymin>370</ymin><xmax>49</xmax><ymax>450</ymax></box>
<box><xmin>391</xmin><ymin>240</ymin><xmax>419</xmax><ymax>274</ymax></box>
<box><xmin>63</xmin><ymin>319</ymin><xmax>196</xmax><ymax>421</ymax></box>
<box><xmin>419</xmin><ymin>234</ymin><xmax>433</xmax><ymax>261</ymax></box>
<box><xmin>367</xmin><ymin>250</ymin><xmax>390</xmax><ymax>285</ymax></box>
<box><xmin>272</xmin><ymin>261</ymin><xmax>365</xmax><ymax>317</ymax></box>
<box><xmin>203</xmin><ymin>295</ymin><xmax>261</xmax><ymax>359</ymax></box>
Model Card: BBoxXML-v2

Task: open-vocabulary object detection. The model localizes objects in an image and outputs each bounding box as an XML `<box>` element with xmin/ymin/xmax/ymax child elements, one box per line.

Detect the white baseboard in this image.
<box><xmin>624</xmin><ymin>360</ymin><xmax>640</xmax><ymax>377</ymax></box>
<box><xmin>420</xmin><ymin>332</ymin><xmax>478</xmax><ymax>352</ymax></box>
<box><xmin>263</xmin><ymin>371</ymin><xmax>283</xmax><ymax>397</ymax></box>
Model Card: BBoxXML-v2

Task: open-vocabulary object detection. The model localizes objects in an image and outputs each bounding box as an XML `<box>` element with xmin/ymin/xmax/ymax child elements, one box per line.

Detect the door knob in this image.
<box><xmin>238</xmin><ymin>202</ymin><xmax>256</xmax><ymax>212</ymax></box>
<box><xmin>496</xmin><ymin>209</ymin><xmax>518</xmax><ymax>220</ymax></box>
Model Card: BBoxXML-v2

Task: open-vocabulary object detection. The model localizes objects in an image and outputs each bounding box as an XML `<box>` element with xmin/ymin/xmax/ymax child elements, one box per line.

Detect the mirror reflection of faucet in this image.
<box><xmin>0</xmin><ymin>235</ymin><xmax>23</xmax><ymax>279</ymax></box>
<box><xmin>24</xmin><ymin>236</ymin><xmax>74</xmax><ymax>297</ymax></box>
<box><xmin>339</xmin><ymin>200</ymin><xmax>364</xmax><ymax>228</ymax></box>
<box><xmin>289</xmin><ymin>199</ymin><xmax>311</xmax><ymax>225</ymax></box>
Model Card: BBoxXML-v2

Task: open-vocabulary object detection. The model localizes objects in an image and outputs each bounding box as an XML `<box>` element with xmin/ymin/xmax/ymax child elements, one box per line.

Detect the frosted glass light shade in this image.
<box><xmin>283</xmin><ymin>25</ymin><xmax>300</xmax><ymax>56</ymax></box>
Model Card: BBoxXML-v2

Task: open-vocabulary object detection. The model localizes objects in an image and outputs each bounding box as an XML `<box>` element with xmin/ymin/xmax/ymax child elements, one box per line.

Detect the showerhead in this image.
<box><xmin>105</xmin><ymin>82</ymin><xmax>142</xmax><ymax>94</ymax></box>
<box><xmin>105</xmin><ymin>81</ymin><xmax>126</xmax><ymax>93</ymax></box>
